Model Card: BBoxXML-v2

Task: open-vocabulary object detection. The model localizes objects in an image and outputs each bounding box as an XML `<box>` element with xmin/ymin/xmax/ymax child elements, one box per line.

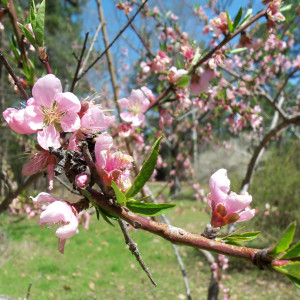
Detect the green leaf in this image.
<box><xmin>228</xmin><ymin>47</ymin><xmax>248</xmax><ymax>54</ymax></box>
<box><xmin>270</xmin><ymin>222</ymin><xmax>296</xmax><ymax>256</ymax></box>
<box><xmin>175</xmin><ymin>74</ymin><xmax>190</xmax><ymax>88</ymax></box>
<box><xmin>33</xmin><ymin>0</ymin><xmax>45</xmax><ymax>46</ymax></box>
<box><xmin>233</xmin><ymin>7</ymin><xmax>243</xmax><ymax>29</ymax></box>
<box><xmin>111</xmin><ymin>181</ymin><xmax>126</xmax><ymax>205</ymax></box>
<box><xmin>97</xmin><ymin>207</ymin><xmax>115</xmax><ymax>226</ymax></box>
<box><xmin>30</xmin><ymin>0</ymin><xmax>36</xmax><ymax>27</ymax></box>
<box><xmin>286</xmin><ymin>275</ymin><xmax>300</xmax><ymax>289</ymax></box>
<box><xmin>239</xmin><ymin>8</ymin><xmax>253</xmax><ymax>26</ymax></box>
<box><xmin>221</xmin><ymin>231</ymin><xmax>260</xmax><ymax>243</ymax></box>
<box><xmin>226</xmin><ymin>12</ymin><xmax>233</xmax><ymax>33</ymax></box>
<box><xmin>126</xmin><ymin>202</ymin><xmax>176</xmax><ymax>217</ymax></box>
<box><xmin>9</xmin><ymin>35</ymin><xmax>20</xmax><ymax>62</ymax></box>
<box><xmin>280</xmin><ymin>4</ymin><xmax>292</xmax><ymax>12</ymax></box>
<box><xmin>281</xmin><ymin>241</ymin><xmax>300</xmax><ymax>259</ymax></box>
<box><xmin>126</xmin><ymin>136</ymin><xmax>163</xmax><ymax>198</ymax></box>
<box><xmin>190</xmin><ymin>47</ymin><xmax>201</xmax><ymax>67</ymax></box>
<box><xmin>127</xmin><ymin>196</ymin><xmax>151</xmax><ymax>203</ymax></box>
<box><xmin>18</xmin><ymin>23</ymin><xmax>37</xmax><ymax>49</ymax></box>
<box><xmin>274</xmin><ymin>262</ymin><xmax>300</xmax><ymax>280</ymax></box>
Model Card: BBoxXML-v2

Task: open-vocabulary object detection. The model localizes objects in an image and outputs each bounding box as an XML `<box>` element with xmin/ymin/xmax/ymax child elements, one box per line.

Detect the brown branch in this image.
<box><xmin>0</xmin><ymin>173</ymin><xmax>41</xmax><ymax>214</ymax></box>
<box><xmin>125</xmin><ymin>15</ymin><xmax>155</xmax><ymax>58</ymax></box>
<box><xmin>118</xmin><ymin>219</ymin><xmax>157</xmax><ymax>286</ymax></box>
<box><xmin>54</xmin><ymin>176</ymin><xmax>81</xmax><ymax>196</ymax></box>
<box><xmin>70</xmin><ymin>32</ymin><xmax>89</xmax><ymax>92</ymax></box>
<box><xmin>86</xmin><ymin>187</ymin><xmax>261</xmax><ymax>262</ymax></box>
<box><xmin>0</xmin><ymin>51</ymin><xmax>29</xmax><ymax>100</ymax></box>
<box><xmin>191</xmin><ymin>8</ymin><xmax>268</xmax><ymax>73</ymax></box>
<box><xmin>78</xmin><ymin>0</ymin><xmax>149</xmax><ymax>81</ymax></box>
<box><xmin>241</xmin><ymin>114</ymin><xmax>300</xmax><ymax>189</ymax></box>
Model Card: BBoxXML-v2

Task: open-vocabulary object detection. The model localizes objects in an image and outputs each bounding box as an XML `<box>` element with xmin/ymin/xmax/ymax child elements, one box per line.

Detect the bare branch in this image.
<box><xmin>78</xmin><ymin>0</ymin><xmax>149</xmax><ymax>80</ymax></box>
<box><xmin>0</xmin><ymin>170</ymin><xmax>14</xmax><ymax>191</ymax></box>
<box><xmin>25</xmin><ymin>274</ymin><xmax>44</xmax><ymax>300</ymax></box>
<box><xmin>54</xmin><ymin>176</ymin><xmax>81</xmax><ymax>196</ymax></box>
<box><xmin>118</xmin><ymin>219</ymin><xmax>157</xmax><ymax>286</ymax></box>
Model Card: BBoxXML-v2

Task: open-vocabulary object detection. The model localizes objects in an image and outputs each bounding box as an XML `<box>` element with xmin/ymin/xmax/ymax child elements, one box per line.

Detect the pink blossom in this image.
<box><xmin>168</xmin><ymin>67</ymin><xmax>188</xmax><ymax>84</ymax></box>
<box><xmin>95</xmin><ymin>133</ymin><xmax>133</xmax><ymax>192</ymax></box>
<box><xmin>152</xmin><ymin>50</ymin><xmax>171</xmax><ymax>73</ymax></box>
<box><xmin>159</xmin><ymin>107</ymin><xmax>173</xmax><ymax>131</ymax></box>
<box><xmin>118</xmin><ymin>88</ymin><xmax>150</xmax><ymax>126</ymax></box>
<box><xmin>207</xmin><ymin>169</ymin><xmax>255</xmax><ymax>228</ymax></box>
<box><xmin>208</xmin><ymin>51</ymin><xmax>225</xmax><ymax>69</ymax></box>
<box><xmin>189</xmin><ymin>70</ymin><xmax>214</xmax><ymax>95</ymax></box>
<box><xmin>37</xmin><ymin>196</ymin><xmax>78</xmax><ymax>254</ymax></box>
<box><xmin>210</xmin><ymin>12</ymin><xmax>230</xmax><ymax>36</ymax></box>
<box><xmin>267</xmin><ymin>1</ymin><xmax>285</xmax><ymax>22</ymax></box>
<box><xmin>75</xmin><ymin>174</ymin><xmax>89</xmax><ymax>188</ymax></box>
<box><xmin>116</xmin><ymin>1</ymin><xmax>132</xmax><ymax>15</ymax></box>
<box><xmin>21</xmin><ymin>74</ymin><xmax>81</xmax><ymax>149</ymax></box>
<box><xmin>118</xmin><ymin>122</ymin><xmax>133</xmax><ymax>138</ymax></box>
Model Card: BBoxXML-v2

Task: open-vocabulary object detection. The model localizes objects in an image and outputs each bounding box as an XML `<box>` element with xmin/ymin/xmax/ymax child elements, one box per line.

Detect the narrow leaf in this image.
<box><xmin>274</xmin><ymin>262</ymin><xmax>300</xmax><ymax>280</ymax></box>
<box><xmin>280</xmin><ymin>4</ymin><xmax>292</xmax><ymax>12</ymax></box>
<box><xmin>228</xmin><ymin>47</ymin><xmax>248</xmax><ymax>54</ymax></box>
<box><xmin>226</xmin><ymin>12</ymin><xmax>233</xmax><ymax>33</ymax></box>
<box><xmin>281</xmin><ymin>241</ymin><xmax>300</xmax><ymax>259</ymax></box>
<box><xmin>30</xmin><ymin>0</ymin><xmax>36</xmax><ymax>27</ymax></box>
<box><xmin>18</xmin><ymin>23</ymin><xmax>37</xmax><ymax>49</ymax></box>
<box><xmin>98</xmin><ymin>207</ymin><xmax>115</xmax><ymax>226</ymax></box>
<box><xmin>286</xmin><ymin>275</ymin><xmax>300</xmax><ymax>289</ymax></box>
<box><xmin>175</xmin><ymin>74</ymin><xmax>190</xmax><ymax>88</ymax></box>
<box><xmin>222</xmin><ymin>231</ymin><xmax>260</xmax><ymax>243</ymax></box>
<box><xmin>239</xmin><ymin>8</ymin><xmax>253</xmax><ymax>26</ymax></box>
<box><xmin>233</xmin><ymin>7</ymin><xmax>243</xmax><ymax>29</ymax></box>
<box><xmin>126</xmin><ymin>136</ymin><xmax>163</xmax><ymax>198</ymax></box>
<box><xmin>270</xmin><ymin>222</ymin><xmax>296</xmax><ymax>256</ymax></box>
<box><xmin>127</xmin><ymin>196</ymin><xmax>151</xmax><ymax>203</ymax></box>
<box><xmin>190</xmin><ymin>47</ymin><xmax>201</xmax><ymax>67</ymax></box>
<box><xmin>126</xmin><ymin>202</ymin><xmax>176</xmax><ymax>217</ymax></box>
<box><xmin>111</xmin><ymin>181</ymin><xmax>126</xmax><ymax>205</ymax></box>
<box><xmin>34</xmin><ymin>0</ymin><xmax>45</xmax><ymax>46</ymax></box>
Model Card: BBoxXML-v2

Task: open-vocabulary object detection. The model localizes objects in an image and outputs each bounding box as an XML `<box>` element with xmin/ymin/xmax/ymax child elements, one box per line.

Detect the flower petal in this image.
<box><xmin>95</xmin><ymin>133</ymin><xmax>113</xmax><ymax>169</ymax></box>
<box><xmin>117</xmin><ymin>98</ymin><xmax>130</xmax><ymax>109</ymax></box>
<box><xmin>24</xmin><ymin>99</ymin><xmax>44</xmax><ymax>130</ymax></box>
<box><xmin>56</xmin><ymin>92</ymin><xmax>81</xmax><ymax>113</ymax></box>
<box><xmin>37</xmin><ymin>125</ymin><xmax>61</xmax><ymax>150</ymax></box>
<box><xmin>60</xmin><ymin>111</ymin><xmax>81</xmax><ymax>132</ymax></box>
<box><xmin>209</xmin><ymin>169</ymin><xmax>230</xmax><ymax>205</ymax></box>
<box><xmin>237</xmin><ymin>208</ymin><xmax>255</xmax><ymax>222</ymax></box>
<box><xmin>226</xmin><ymin>192</ymin><xmax>252</xmax><ymax>214</ymax></box>
<box><xmin>81</xmin><ymin>107</ymin><xmax>115</xmax><ymax>131</ymax></box>
<box><xmin>30</xmin><ymin>192</ymin><xmax>58</xmax><ymax>203</ymax></box>
<box><xmin>32</xmin><ymin>74</ymin><xmax>62</xmax><ymax>107</ymax></box>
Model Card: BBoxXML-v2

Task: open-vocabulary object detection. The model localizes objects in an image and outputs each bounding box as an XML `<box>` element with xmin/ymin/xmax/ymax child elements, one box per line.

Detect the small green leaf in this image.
<box><xmin>233</xmin><ymin>7</ymin><xmax>243</xmax><ymax>29</ymax></box>
<box><xmin>228</xmin><ymin>47</ymin><xmax>248</xmax><ymax>54</ymax></box>
<box><xmin>221</xmin><ymin>231</ymin><xmax>260</xmax><ymax>243</ymax></box>
<box><xmin>274</xmin><ymin>262</ymin><xmax>300</xmax><ymax>280</ymax></box>
<box><xmin>286</xmin><ymin>275</ymin><xmax>300</xmax><ymax>289</ymax></box>
<box><xmin>9</xmin><ymin>35</ymin><xmax>20</xmax><ymax>62</ymax></box>
<box><xmin>126</xmin><ymin>202</ymin><xmax>176</xmax><ymax>217</ymax></box>
<box><xmin>239</xmin><ymin>8</ymin><xmax>253</xmax><ymax>26</ymax></box>
<box><xmin>226</xmin><ymin>12</ymin><xmax>233</xmax><ymax>33</ymax></box>
<box><xmin>127</xmin><ymin>196</ymin><xmax>151</xmax><ymax>203</ymax></box>
<box><xmin>280</xmin><ymin>4</ymin><xmax>292</xmax><ymax>12</ymax></box>
<box><xmin>18</xmin><ymin>23</ymin><xmax>37</xmax><ymax>49</ymax></box>
<box><xmin>126</xmin><ymin>136</ymin><xmax>163</xmax><ymax>198</ymax></box>
<box><xmin>97</xmin><ymin>207</ymin><xmax>115</xmax><ymax>226</ymax></box>
<box><xmin>190</xmin><ymin>47</ymin><xmax>201</xmax><ymax>67</ymax></box>
<box><xmin>281</xmin><ymin>241</ymin><xmax>300</xmax><ymax>259</ymax></box>
<box><xmin>34</xmin><ymin>0</ymin><xmax>45</xmax><ymax>46</ymax></box>
<box><xmin>175</xmin><ymin>74</ymin><xmax>190</xmax><ymax>88</ymax></box>
<box><xmin>111</xmin><ymin>181</ymin><xmax>126</xmax><ymax>205</ymax></box>
<box><xmin>30</xmin><ymin>0</ymin><xmax>36</xmax><ymax>27</ymax></box>
<box><xmin>270</xmin><ymin>222</ymin><xmax>296</xmax><ymax>256</ymax></box>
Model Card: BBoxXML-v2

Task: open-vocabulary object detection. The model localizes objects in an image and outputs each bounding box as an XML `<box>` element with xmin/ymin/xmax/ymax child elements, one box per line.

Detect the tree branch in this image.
<box><xmin>118</xmin><ymin>219</ymin><xmax>157</xmax><ymax>286</ymax></box>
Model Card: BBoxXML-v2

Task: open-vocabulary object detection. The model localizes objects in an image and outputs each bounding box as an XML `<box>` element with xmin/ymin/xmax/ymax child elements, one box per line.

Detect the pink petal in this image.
<box><xmin>3</xmin><ymin>107</ymin><xmax>37</xmax><ymax>134</ymax></box>
<box><xmin>37</xmin><ymin>125</ymin><xmax>61</xmax><ymax>150</ymax></box>
<box><xmin>129</xmin><ymin>89</ymin><xmax>145</xmax><ymax>104</ymax></box>
<box><xmin>237</xmin><ymin>208</ymin><xmax>255</xmax><ymax>222</ymax></box>
<box><xmin>30</xmin><ymin>192</ymin><xmax>58</xmax><ymax>203</ymax></box>
<box><xmin>56</xmin><ymin>212</ymin><xmax>78</xmax><ymax>239</ymax></box>
<box><xmin>39</xmin><ymin>201</ymin><xmax>72</xmax><ymax>226</ymax></box>
<box><xmin>60</xmin><ymin>111</ymin><xmax>81</xmax><ymax>132</ymax></box>
<box><xmin>22</xmin><ymin>153</ymin><xmax>48</xmax><ymax>176</ymax></box>
<box><xmin>32</xmin><ymin>74</ymin><xmax>62</xmax><ymax>107</ymax></box>
<box><xmin>209</xmin><ymin>169</ymin><xmax>230</xmax><ymax>205</ymax></box>
<box><xmin>140</xmin><ymin>98</ymin><xmax>150</xmax><ymax>113</ymax></box>
<box><xmin>120</xmin><ymin>112</ymin><xmax>135</xmax><ymax>123</ymax></box>
<box><xmin>226</xmin><ymin>192</ymin><xmax>253</xmax><ymax>214</ymax></box>
<box><xmin>68</xmin><ymin>131</ymin><xmax>79</xmax><ymax>150</ymax></box>
<box><xmin>56</xmin><ymin>92</ymin><xmax>81</xmax><ymax>113</ymax></box>
<box><xmin>117</xmin><ymin>98</ymin><xmax>130</xmax><ymax>109</ymax></box>
<box><xmin>132</xmin><ymin>114</ymin><xmax>145</xmax><ymax>126</ymax></box>
<box><xmin>95</xmin><ymin>133</ymin><xmax>113</xmax><ymax>169</ymax></box>
<box><xmin>47</xmin><ymin>162</ymin><xmax>55</xmax><ymax>190</ymax></box>
<box><xmin>81</xmin><ymin>107</ymin><xmax>115</xmax><ymax>131</ymax></box>
<box><xmin>24</xmin><ymin>99</ymin><xmax>44</xmax><ymax>130</ymax></box>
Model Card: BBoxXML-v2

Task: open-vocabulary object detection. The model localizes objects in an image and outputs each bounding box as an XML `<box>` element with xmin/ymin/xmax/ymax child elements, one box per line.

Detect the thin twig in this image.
<box><xmin>70</xmin><ymin>32</ymin><xmax>90</xmax><ymax>92</ymax></box>
<box><xmin>118</xmin><ymin>219</ymin><xmax>157</xmax><ymax>286</ymax></box>
<box><xmin>25</xmin><ymin>274</ymin><xmax>44</xmax><ymax>300</ymax></box>
<box><xmin>78</xmin><ymin>23</ymin><xmax>103</xmax><ymax>78</ymax></box>
<box><xmin>78</xmin><ymin>0</ymin><xmax>149</xmax><ymax>80</ymax></box>
<box><xmin>0</xmin><ymin>170</ymin><xmax>14</xmax><ymax>191</ymax></box>
<box><xmin>0</xmin><ymin>51</ymin><xmax>29</xmax><ymax>100</ymax></box>
<box><xmin>126</xmin><ymin>15</ymin><xmax>155</xmax><ymax>58</ymax></box>
<box><xmin>54</xmin><ymin>176</ymin><xmax>81</xmax><ymax>196</ymax></box>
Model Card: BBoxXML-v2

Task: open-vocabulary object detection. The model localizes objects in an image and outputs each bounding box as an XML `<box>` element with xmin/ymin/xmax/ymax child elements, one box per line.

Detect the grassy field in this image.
<box><xmin>0</xmin><ymin>183</ymin><xmax>300</xmax><ymax>300</ymax></box>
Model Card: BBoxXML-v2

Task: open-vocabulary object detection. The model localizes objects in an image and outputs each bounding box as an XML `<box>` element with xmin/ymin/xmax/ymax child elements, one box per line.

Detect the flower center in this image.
<box><xmin>129</xmin><ymin>104</ymin><xmax>141</xmax><ymax>115</ymax></box>
<box><xmin>41</xmin><ymin>101</ymin><xmax>66</xmax><ymax>127</ymax></box>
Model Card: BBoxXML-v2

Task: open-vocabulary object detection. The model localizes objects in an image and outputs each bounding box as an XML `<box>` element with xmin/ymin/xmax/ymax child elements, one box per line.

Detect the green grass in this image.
<box><xmin>0</xmin><ymin>183</ymin><xmax>300</xmax><ymax>299</ymax></box>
